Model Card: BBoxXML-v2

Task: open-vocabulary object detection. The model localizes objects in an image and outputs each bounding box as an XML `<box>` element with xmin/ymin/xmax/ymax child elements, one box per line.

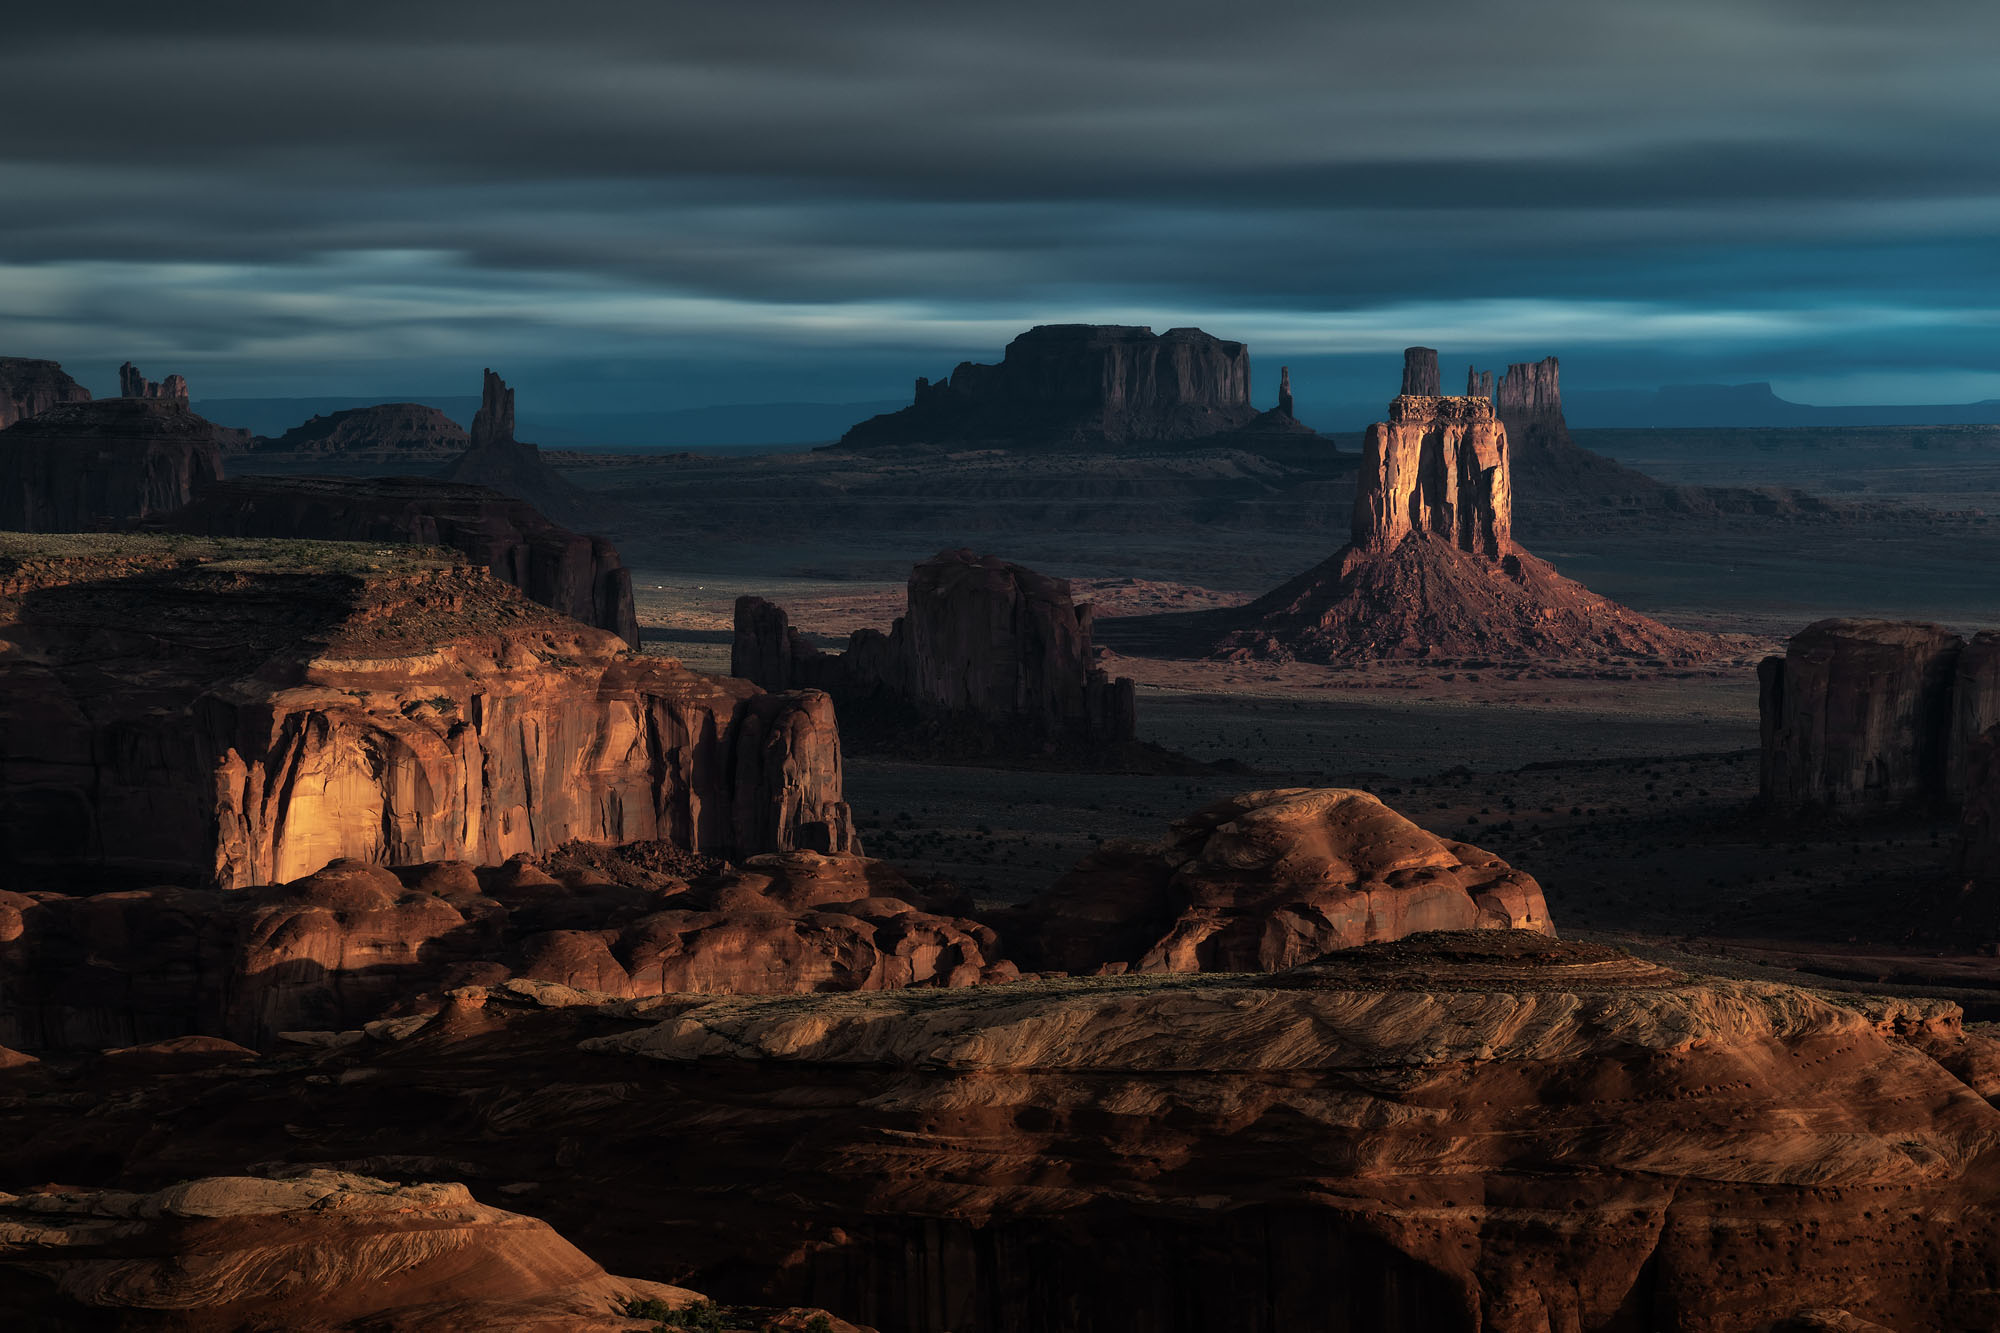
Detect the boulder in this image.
<box><xmin>0</xmin><ymin>356</ymin><xmax>90</xmax><ymax>430</ymax></box>
<box><xmin>1004</xmin><ymin>787</ymin><xmax>1553</xmax><ymax>974</ymax></box>
<box><xmin>840</xmin><ymin>324</ymin><xmax>1258</xmax><ymax>447</ymax></box>
<box><xmin>0</xmin><ymin>398</ymin><xmax>231</xmax><ymax>530</ymax></box>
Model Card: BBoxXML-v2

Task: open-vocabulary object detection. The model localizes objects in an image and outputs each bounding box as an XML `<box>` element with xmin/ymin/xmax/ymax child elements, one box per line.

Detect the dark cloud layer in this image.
<box><xmin>4</xmin><ymin>1</ymin><xmax>1998</xmax><ymax>408</ymax></box>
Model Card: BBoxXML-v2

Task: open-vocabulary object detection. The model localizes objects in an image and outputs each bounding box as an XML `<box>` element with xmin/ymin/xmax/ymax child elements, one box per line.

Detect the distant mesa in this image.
<box><xmin>838</xmin><ymin>324</ymin><xmax>1268</xmax><ymax>448</ymax></box>
<box><xmin>440</xmin><ymin>368</ymin><xmax>599</xmax><ymax>526</ymax></box>
<box><xmin>735</xmin><ymin>548</ymin><xmax>1153</xmax><ymax>763</ymax></box>
<box><xmin>118</xmin><ymin>360</ymin><xmax>188</xmax><ymax>402</ymax></box>
<box><xmin>156</xmin><ymin>474</ymin><xmax>639</xmax><ymax>647</ymax></box>
<box><xmin>0</xmin><ymin>534</ymin><xmax>853</xmax><ymax>889</ymax></box>
<box><xmin>0</xmin><ymin>396</ymin><xmax>237</xmax><ymax>531</ymax></box>
<box><xmin>247</xmin><ymin>401</ymin><xmax>469</xmax><ymax>461</ymax></box>
<box><xmin>0</xmin><ymin>356</ymin><xmax>90</xmax><ymax>431</ymax></box>
<box><xmin>1206</xmin><ymin>347</ymin><xmax>1715</xmax><ymax>663</ymax></box>
<box><xmin>1001</xmin><ymin>787</ymin><xmax>1554</xmax><ymax>975</ymax></box>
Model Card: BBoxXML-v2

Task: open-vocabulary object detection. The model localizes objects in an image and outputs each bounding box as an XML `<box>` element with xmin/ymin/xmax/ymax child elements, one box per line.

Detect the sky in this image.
<box><xmin>6</xmin><ymin>0</ymin><xmax>2000</xmax><ymax>417</ymax></box>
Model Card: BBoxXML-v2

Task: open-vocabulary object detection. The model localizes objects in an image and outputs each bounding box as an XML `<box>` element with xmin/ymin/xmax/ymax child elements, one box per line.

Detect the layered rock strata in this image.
<box><xmin>1004</xmin><ymin>788</ymin><xmax>1553</xmax><ymax>974</ymax></box>
<box><xmin>0</xmin><ymin>397</ymin><xmax>229</xmax><ymax>530</ymax></box>
<box><xmin>0</xmin><ymin>849</ymin><xmax>999</xmax><ymax>1049</ymax></box>
<box><xmin>157</xmin><ymin>474</ymin><xmax>638</xmax><ymax>646</ymax></box>
<box><xmin>1757</xmin><ymin>619</ymin><xmax>2000</xmax><ymax>811</ymax></box>
<box><xmin>0</xmin><ymin>356</ymin><xmax>90</xmax><ymax>430</ymax></box>
<box><xmin>11</xmin><ymin>935</ymin><xmax>2000</xmax><ymax>1332</ymax></box>
<box><xmin>840</xmin><ymin>324</ymin><xmax>1258</xmax><ymax>447</ymax></box>
<box><xmin>1210</xmin><ymin>349</ymin><xmax>1712</xmax><ymax>662</ymax></box>
<box><xmin>248</xmin><ymin>401</ymin><xmax>469</xmax><ymax>461</ymax></box>
<box><xmin>0</xmin><ymin>535</ymin><xmax>853</xmax><ymax>889</ymax></box>
<box><xmin>118</xmin><ymin>360</ymin><xmax>188</xmax><ymax>400</ymax></box>
<box><xmin>734</xmin><ymin>549</ymin><xmax>1136</xmax><ymax>755</ymax></box>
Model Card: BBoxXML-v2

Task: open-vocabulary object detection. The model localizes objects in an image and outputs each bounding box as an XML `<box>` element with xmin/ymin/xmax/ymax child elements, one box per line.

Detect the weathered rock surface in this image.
<box><xmin>1003</xmin><ymin>788</ymin><xmax>1552</xmax><ymax>973</ymax></box>
<box><xmin>157</xmin><ymin>474</ymin><xmax>638</xmax><ymax>646</ymax></box>
<box><xmin>247</xmin><ymin>401</ymin><xmax>470</xmax><ymax>460</ymax></box>
<box><xmin>0</xmin><ymin>398</ymin><xmax>230</xmax><ymax>530</ymax></box>
<box><xmin>840</xmin><ymin>325</ymin><xmax>1258</xmax><ymax>448</ymax></box>
<box><xmin>441</xmin><ymin>369</ymin><xmax>598</xmax><ymax>527</ymax></box>
<box><xmin>0</xmin><ymin>534</ymin><xmax>853</xmax><ymax>890</ymax></box>
<box><xmin>0</xmin><ymin>1169</ymin><xmax>865</xmax><ymax>1332</ymax></box>
<box><xmin>118</xmin><ymin>361</ymin><xmax>189</xmax><ymax>401</ymax></box>
<box><xmin>1483</xmin><ymin>353</ymin><xmax>1712</xmax><ymax>508</ymax></box>
<box><xmin>10</xmin><ymin>935</ymin><xmax>2000</xmax><ymax>1332</ymax></box>
<box><xmin>1209</xmin><ymin>352</ymin><xmax>1714</xmax><ymax>663</ymax></box>
<box><xmin>0</xmin><ymin>849</ymin><xmax>1000</xmax><ymax>1049</ymax></box>
<box><xmin>1398</xmin><ymin>344</ymin><xmax>1440</xmax><ymax>396</ymax></box>
<box><xmin>734</xmin><ymin>548</ymin><xmax>1138</xmax><ymax>757</ymax></box>
<box><xmin>1757</xmin><ymin>618</ymin><xmax>1986</xmax><ymax>811</ymax></box>
<box><xmin>0</xmin><ymin>356</ymin><xmax>90</xmax><ymax>430</ymax></box>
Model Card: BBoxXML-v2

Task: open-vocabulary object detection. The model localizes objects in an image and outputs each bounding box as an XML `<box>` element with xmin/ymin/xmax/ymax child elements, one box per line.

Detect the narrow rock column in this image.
<box><xmin>1277</xmin><ymin>366</ymin><xmax>1294</xmax><ymax>417</ymax></box>
<box><xmin>1400</xmin><ymin>347</ymin><xmax>1440</xmax><ymax>396</ymax></box>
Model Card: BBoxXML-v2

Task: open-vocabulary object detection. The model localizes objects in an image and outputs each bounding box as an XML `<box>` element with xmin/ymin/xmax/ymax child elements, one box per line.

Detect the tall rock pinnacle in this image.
<box><xmin>470</xmin><ymin>367</ymin><xmax>516</xmax><ymax>450</ymax></box>
<box><xmin>1277</xmin><ymin>366</ymin><xmax>1294</xmax><ymax>418</ymax></box>
<box><xmin>1400</xmin><ymin>347</ymin><xmax>1440</xmax><ymax>397</ymax></box>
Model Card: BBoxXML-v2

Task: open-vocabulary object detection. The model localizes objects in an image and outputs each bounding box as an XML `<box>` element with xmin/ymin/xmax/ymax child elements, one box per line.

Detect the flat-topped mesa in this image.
<box><xmin>840</xmin><ymin>324</ymin><xmax>1259</xmax><ymax>448</ymax></box>
<box><xmin>0</xmin><ymin>397</ymin><xmax>230</xmax><ymax>530</ymax></box>
<box><xmin>1759</xmin><ymin>620</ymin><xmax>2000</xmax><ymax>812</ymax></box>
<box><xmin>1399</xmin><ymin>345</ymin><xmax>1440</xmax><ymax>396</ymax></box>
<box><xmin>0</xmin><ymin>357</ymin><xmax>90</xmax><ymax>430</ymax></box>
<box><xmin>1354</xmin><ymin>393</ymin><xmax>1512</xmax><ymax>560</ymax></box>
<box><xmin>734</xmin><ymin>549</ymin><xmax>1137</xmax><ymax>756</ymax></box>
<box><xmin>1496</xmin><ymin>356</ymin><xmax>1562</xmax><ymax>421</ymax></box>
<box><xmin>250</xmin><ymin>402</ymin><xmax>469</xmax><ymax>460</ymax></box>
<box><xmin>0</xmin><ymin>535</ymin><xmax>854</xmax><ymax>889</ymax></box>
<box><xmin>117</xmin><ymin>361</ymin><xmax>189</xmax><ymax>401</ymax></box>
<box><xmin>155</xmin><ymin>475</ymin><xmax>639</xmax><ymax>647</ymax></box>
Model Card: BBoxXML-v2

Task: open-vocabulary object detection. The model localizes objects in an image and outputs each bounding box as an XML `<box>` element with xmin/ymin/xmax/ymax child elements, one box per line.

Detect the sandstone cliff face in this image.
<box><xmin>250</xmin><ymin>402</ymin><xmax>469</xmax><ymax>460</ymax></box>
<box><xmin>840</xmin><ymin>324</ymin><xmax>1258</xmax><ymax>447</ymax></box>
<box><xmin>0</xmin><ymin>356</ymin><xmax>90</xmax><ymax>430</ymax></box>
<box><xmin>0</xmin><ymin>535</ymin><xmax>852</xmax><ymax>890</ymax></box>
<box><xmin>1212</xmin><ymin>352</ymin><xmax>1712</xmax><ymax>663</ymax></box>
<box><xmin>118</xmin><ymin>361</ymin><xmax>189</xmax><ymax>400</ymax></box>
<box><xmin>734</xmin><ymin>549</ymin><xmax>1136</xmax><ymax>755</ymax></box>
<box><xmin>1006</xmin><ymin>788</ymin><xmax>1552</xmax><ymax>973</ymax></box>
<box><xmin>0</xmin><ymin>398</ymin><xmax>226</xmax><ymax>530</ymax></box>
<box><xmin>1757</xmin><ymin>618</ymin><xmax>1992</xmax><ymax>811</ymax></box>
<box><xmin>18</xmin><ymin>937</ymin><xmax>2000</xmax><ymax>1333</ymax></box>
<box><xmin>158</xmin><ymin>475</ymin><xmax>638</xmax><ymax>646</ymax></box>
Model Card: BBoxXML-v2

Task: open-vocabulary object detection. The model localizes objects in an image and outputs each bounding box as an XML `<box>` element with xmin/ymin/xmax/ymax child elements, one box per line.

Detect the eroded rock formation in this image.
<box><xmin>1208</xmin><ymin>351</ymin><xmax>1713</xmax><ymax>663</ymax></box>
<box><xmin>441</xmin><ymin>368</ymin><xmax>598</xmax><ymax>526</ymax></box>
<box><xmin>0</xmin><ymin>1170</ymin><xmax>865</xmax><ymax>1332</ymax></box>
<box><xmin>1004</xmin><ymin>788</ymin><xmax>1552</xmax><ymax>974</ymax></box>
<box><xmin>1399</xmin><ymin>345</ymin><xmax>1440</xmax><ymax>396</ymax></box>
<box><xmin>1757</xmin><ymin>619</ymin><xmax>2000</xmax><ymax>812</ymax></box>
<box><xmin>0</xmin><ymin>357</ymin><xmax>90</xmax><ymax>430</ymax></box>
<box><xmin>733</xmin><ymin>549</ymin><xmax>1137</xmax><ymax>756</ymax></box>
<box><xmin>249</xmin><ymin>401</ymin><xmax>469</xmax><ymax>461</ymax></box>
<box><xmin>0</xmin><ymin>535</ymin><xmax>853</xmax><ymax>890</ymax></box>
<box><xmin>11</xmin><ymin>936</ymin><xmax>2000</xmax><ymax>1332</ymax></box>
<box><xmin>0</xmin><ymin>398</ymin><xmax>229</xmax><ymax>530</ymax></box>
<box><xmin>157</xmin><ymin>475</ymin><xmax>638</xmax><ymax>646</ymax></box>
<box><xmin>117</xmin><ymin>361</ymin><xmax>188</xmax><ymax>401</ymax></box>
<box><xmin>840</xmin><ymin>325</ymin><xmax>1258</xmax><ymax>448</ymax></box>
<box><xmin>0</xmin><ymin>849</ymin><xmax>1000</xmax><ymax>1049</ymax></box>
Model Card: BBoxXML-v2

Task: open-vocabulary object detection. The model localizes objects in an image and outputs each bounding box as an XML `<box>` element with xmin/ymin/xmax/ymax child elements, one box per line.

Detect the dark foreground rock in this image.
<box><xmin>0</xmin><ymin>398</ymin><xmax>231</xmax><ymax>530</ymax></box>
<box><xmin>0</xmin><ymin>356</ymin><xmax>90</xmax><ymax>430</ymax></box>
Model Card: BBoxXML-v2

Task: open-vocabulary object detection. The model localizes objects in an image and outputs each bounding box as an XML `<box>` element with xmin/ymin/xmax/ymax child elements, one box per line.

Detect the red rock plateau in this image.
<box><xmin>5</xmin><ymin>932</ymin><xmax>1997</xmax><ymax>1332</ymax></box>
<box><xmin>0</xmin><ymin>848</ymin><xmax>1006</xmax><ymax>1050</ymax></box>
<box><xmin>735</xmin><ymin>548</ymin><xmax>1140</xmax><ymax>759</ymax></box>
<box><xmin>158</xmin><ymin>474</ymin><xmax>639</xmax><ymax>646</ymax></box>
<box><xmin>0</xmin><ymin>397</ymin><xmax>230</xmax><ymax>530</ymax></box>
<box><xmin>0</xmin><ymin>356</ymin><xmax>90</xmax><ymax>430</ymax></box>
<box><xmin>0</xmin><ymin>1169</ymin><xmax>867</xmax><ymax>1331</ymax></box>
<box><xmin>441</xmin><ymin>368</ymin><xmax>600</xmax><ymax>527</ymax></box>
<box><xmin>1759</xmin><ymin>618</ymin><xmax>2000</xmax><ymax>811</ymax></box>
<box><xmin>1003</xmin><ymin>787</ymin><xmax>1551</xmax><ymax>973</ymax></box>
<box><xmin>245</xmin><ymin>400</ymin><xmax>470</xmax><ymax>461</ymax></box>
<box><xmin>839</xmin><ymin>324</ymin><xmax>1261</xmax><ymax>447</ymax></box>
<box><xmin>0</xmin><ymin>534</ymin><xmax>854</xmax><ymax>890</ymax></box>
<box><xmin>1211</xmin><ymin>347</ymin><xmax>1716</xmax><ymax>663</ymax></box>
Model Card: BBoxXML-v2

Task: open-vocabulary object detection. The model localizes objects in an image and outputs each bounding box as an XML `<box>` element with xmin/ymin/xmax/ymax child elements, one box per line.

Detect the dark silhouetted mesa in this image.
<box><xmin>840</xmin><ymin>324</ymin><xmax>1259</xmax><ymax>447</ymax></box>
<box><xmin>157</xmin><ymin>475</ymin><xmax>638</xmax><ymax>646</ymax></box>
<box><xmin>0</xmin><ymin>535</ymin><xmax>853</xmax><ymax>890</ymax></box>
<box><xmin>440</xmin><ymin>368</ymin><xmax>597</xmax><ymax>526</ymax></box>
<box><xmin>1211</xmin><ymin>348</ymin><xmax>1712</xmax><ymax>663</ymax></box>
<box><xmin>118</xmin><ymin>360</ymin><xmax>189</xmax><ymax>401</ymax></box>
<box><xmin>0</xmin><ymin>397</ymin><xmax>231</xmax><ymax>530</ymax></box>
<box><xmin>1759</xmin><ymin>620</ymin><xmax>2000</xmax><ymax>810</ymax></box>
<box><xmin>735</xmin><ymin>548</ymin><xmax>1137</xmax><ymax>756</ymax></box>
<box><xmin>0</xmin><ymin>356</ymin><xmax>90</xmax><ymax>430</ymax></box>
<box><xmin>247</xmin><ymin>402</ymin><xmax>470</xmax><ymax>461</ymax></box>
